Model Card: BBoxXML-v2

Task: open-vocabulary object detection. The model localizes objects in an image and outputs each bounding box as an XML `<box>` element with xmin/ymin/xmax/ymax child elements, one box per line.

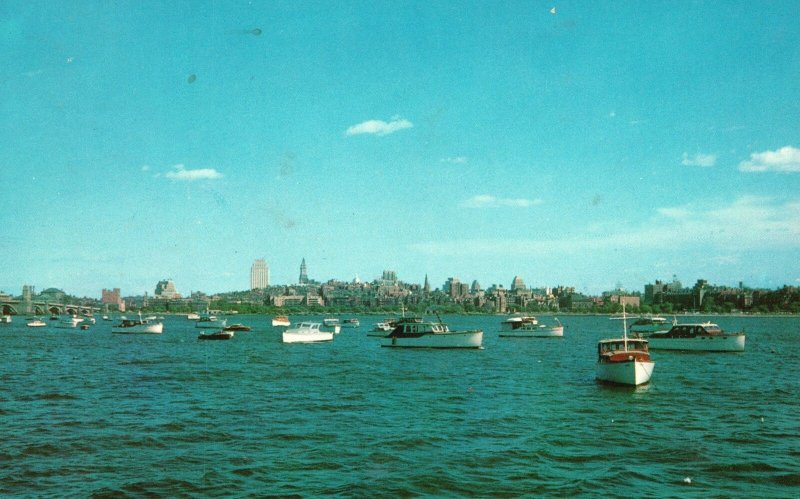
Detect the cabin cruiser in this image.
<box><xmin>629</xmin><ymin>316</ymin><xmax>671</xmax><ymax>336</ymax></box>
<box><xmin>596</xmin><ymin>307</ymin><xmax>654</xmax><ymax>386</ymax></box>
<box><xmin>322</xmin><ymin>317</ymin><xmax>341</xmax><ymax>334</ymax></box>
<box><xmin>187</xmin><ymin>312</ymin><xmax>200</xmax><ymax>320</ymax></box>
<box><xmin>198</xmin><ymin>330</ymin><xmax>233</xmax><ymax>340</ymax></box>
<box><xmin>224</xmin><ymin>323</ymin><xmax>251</xmax><ymax>332</ymax></box>
<box><xmin>27</xmin><ymin>317</ymin><xmax>47</xmax><ymax>327</ymax></box>
<box><xmin>499</xmin><ymin>316</ymin><xmax>563</xmax><ymax>337</ymax></box>
<box><xmin>646</xmin><ymin>322</ymin><xmax>745</xmax><ymax>351</ymax></box>
<box><xmin>271</xmin><ymin>315</ymin><xmax>291</xmax><ymax>327</ymax></box>
<box><xmin>282</xmin><ymin>322</ymin><xmax>334</xmax><ymax>343</ymax></box>
<box><xmin>111</xmin><ymin>313</ymin><xmax>163</xmax><ymax>334</ymax></box>
<box><xmin>342</xmin><ymin>318</ymin><xmax>360</xmax><ymax>328</ymax></box>
<box><xmin>55</xmin><ymin>315</ymin><xmax>85</xmax><ymax>329</ymax></box>
<box><xmin>195</xmin><ymin>313</ymin><xmax>226</xmax><ymax>329</ymax></box>
<box><xmin>380</xmin><ymin>317</ymin><xmax>483</xmax><ymax>349</ymax></box>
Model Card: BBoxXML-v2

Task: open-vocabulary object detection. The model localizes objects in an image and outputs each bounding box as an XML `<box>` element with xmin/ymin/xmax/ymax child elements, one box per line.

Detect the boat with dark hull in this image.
<box><xmin>198</xmin><ymin>330</ymin><xmax>234</xmax><ymax>340</ymax></box>
<box><xmin>646</xmin><ymin>322</ymin><xmax>745</xmax><ymax>352</ymax></box>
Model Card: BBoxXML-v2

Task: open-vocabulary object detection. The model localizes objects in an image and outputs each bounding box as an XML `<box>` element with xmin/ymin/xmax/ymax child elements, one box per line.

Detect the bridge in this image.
<box><xmin>0</xmin><ymin>299</ymin><xmax>100</xmax><ymax>317</ymax></box>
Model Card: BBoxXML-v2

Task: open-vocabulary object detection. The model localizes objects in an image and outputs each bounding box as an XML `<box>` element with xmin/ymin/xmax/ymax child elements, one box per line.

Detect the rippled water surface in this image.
<box><xmin>1</xmin><ymin>314</ymin><xmax>798</xmax><ymax>496</ymax></box>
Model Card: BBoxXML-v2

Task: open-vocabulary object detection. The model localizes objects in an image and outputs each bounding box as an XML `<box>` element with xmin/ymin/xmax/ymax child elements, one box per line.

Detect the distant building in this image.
<box><xmin>154</xmin><ymin>279</ymin><xmax>181</xmax><ymax>300</ymax></box>
<box><xmin>510</xmin><ymin>276</ymin><xmax>525</xmax><ymax>291</ymax></box>
<box><xmin>39</xmin><ymin>287</ymin><xmax>66</xmax><ymax>302</ymax></box>
<box><xmin>250</xmin><ymin>259</ymin><xmax>270</xmax><ymax>290</ymax></box>
<box><xmin>299</xmin><ymin>258</ymin><xmax>309</xmax><ymax>285</ymax></box>
<box><xmin>102</xmin><ymin>288</ymin><xmax>125</xmax><ymax>311</ymax></box>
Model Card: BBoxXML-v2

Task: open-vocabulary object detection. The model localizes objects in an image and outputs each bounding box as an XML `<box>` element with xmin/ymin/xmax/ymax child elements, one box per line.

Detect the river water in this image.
<box><xmin>1</xmin><ymin>314</ymin><xmax>798</xmax><ymax>497</ymax></box>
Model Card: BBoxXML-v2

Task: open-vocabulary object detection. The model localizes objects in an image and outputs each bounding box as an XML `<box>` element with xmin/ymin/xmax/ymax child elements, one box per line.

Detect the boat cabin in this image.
<box><xmin>598</xmin><ymin>338</ymin><xmax>650</xmax><ymax>356</ymax></box>
<box><xmin>390</xmin><ymin>318</ymin><xmax>448</xmax><ymax>337</ymax></box>
<box><xmin>661</xmin><ymin>323</ymin><xmax>723</xmax><ymax>338</ymax></box>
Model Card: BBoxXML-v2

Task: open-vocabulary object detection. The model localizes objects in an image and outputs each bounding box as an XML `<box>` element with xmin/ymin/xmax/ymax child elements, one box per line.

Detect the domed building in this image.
<box><xmin>511</xmin><ymin>276</ymin><xmax>526</xmax><ymax>291</ymax></box>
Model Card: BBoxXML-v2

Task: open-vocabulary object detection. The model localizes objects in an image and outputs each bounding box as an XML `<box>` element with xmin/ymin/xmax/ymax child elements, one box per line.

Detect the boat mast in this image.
<box><xmin>622</xmin><ymin>303</ymin><xmax>628</xmax><ymax>350</ymax></box>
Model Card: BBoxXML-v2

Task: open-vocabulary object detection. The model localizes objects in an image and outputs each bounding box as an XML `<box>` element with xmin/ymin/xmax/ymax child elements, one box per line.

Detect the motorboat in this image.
<box><xmin>55</xmin><ymin>315</ymin><xmax>85</xmax><ymax>329</ymax></box>
<box><xmin>322</xmin><ymin>317</ymin><xmax>341</xmax><ymax>334</ymax></box>
<box><xmin>500</xmin><ymin>315</ymin><xmax>538</xmax><ymax>331</ymax></box>
<box><xmin>380</xmin><ymin>317</ymin><xmax>483</xmax><ymax>349</ymax></box>
<box><xmin>646</xmin><ymin>322</ymin><xmax>745</xmax><ymax>352</ymax></box>
<box><xmin>282</xmin><ymin>322</ymin><xmax>334</xmax><ymax>344</ymax></box>
<box><xmin>342</xmin><ymin>318</ymin><xmax>360</xmax><ymax>328</ymax></box>
<box><xmin>102</xmin><ymin>315</ymin><xmax>111</xmax><ymax>321</ymax></box>
<box><xmin>629</xmin><ymin>316</ymin><xmax>671</xmax><ymax>336</ymax></box>
<box><xmin>0</xmin><ymin>315</ymin><xmax>11</xmax><ymax>324</ymax></box>
<box><xmin>368</xmin><ymin>319</ymin><xmax>397</xmax><ymax>337</ymax></box>
<box><xmin>500</xmin><ymin>317</ymin><xmax>564</xmax><ymax>338</ymax></box>
<box><xmin>224</xmin><ymin>323</ymin><xmax>251</xmax><ymax>332</ymax></box>
<box><xmin>195</xmin><ymin>313</ymin><xmax>226</xmax><ymax>329</ymax></box>
<box><xmin>596</xmin><ymin>306</ymin><xmax>654</xmax><ymax>386</ymax></box>
<box><xmin>198</xmin><ymin>330</ymin><xmax>234</xmax><ymax>340</ymax></box>
<box><xmin>271</xmin><ymin>315</ymin><xmax>291</xmax><ymax>327</ymax></box>
<box><xmin>27</xmin><ymin>318</ymin><xmax>47</xmax><ymax>327</ymax></box>
<box><xmin>111</xmin><ymin>313</ymin><xmax>163</xmax><ymax>334</ymax></box>
<box><xmin>187</xmin><ymin>312</ymin><xmax>200</xmax><ymax>320</ymax></box>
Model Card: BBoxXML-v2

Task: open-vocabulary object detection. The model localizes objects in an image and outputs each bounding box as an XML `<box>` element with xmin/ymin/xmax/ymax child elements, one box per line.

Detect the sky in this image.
<box><xmin>1</xmin><ymin>1</ymin><xmax>799</xmax><ymax>298</ymax></box>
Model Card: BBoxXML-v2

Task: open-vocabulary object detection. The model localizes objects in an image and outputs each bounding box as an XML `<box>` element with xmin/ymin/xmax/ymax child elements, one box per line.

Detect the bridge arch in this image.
<box><xmin>2</xmin><ymin>304</ymin><xmax>16</xmax><ymax>315</ymax></box>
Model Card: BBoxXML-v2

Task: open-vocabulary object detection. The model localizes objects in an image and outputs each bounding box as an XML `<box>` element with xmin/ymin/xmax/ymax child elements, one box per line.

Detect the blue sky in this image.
<box><xmin>2</xmin><ymin>1</ymin><xmax>799</xmax><ymax>298</ymax></box>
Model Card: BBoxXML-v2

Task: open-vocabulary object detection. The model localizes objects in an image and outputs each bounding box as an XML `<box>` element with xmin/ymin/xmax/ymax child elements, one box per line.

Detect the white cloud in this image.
<box><xmin>412</xmin><ymin>196</ymin><xmax>800</xmax><ymax>256</ymax></box>
<box><xmin>345</xmin><ymin>117</ymin><xmax>413</xmax><ymax>136</ymax></box>
<box><xmin>164</xmin><ymin>164</ymin><xmax>223</xmax><ymax>181</ymax></box>
<box><xmin>461</xmin><ymin>194</ymin><xmax>544</xmax><ymax>208</ymax></box>
<box><xmin>682</xmin><ymin>152</ymin><xmax>717</xmax><ymax>167</ymax></box>
<box><xmin>440</xmin><ymin>156</ymin><xmax>468</xmax><ymax>164</ymax></box>
<box><xmin>738</xmin><ymin>145</ymin><xmax>800</xmax><ymax>173</ymax></box>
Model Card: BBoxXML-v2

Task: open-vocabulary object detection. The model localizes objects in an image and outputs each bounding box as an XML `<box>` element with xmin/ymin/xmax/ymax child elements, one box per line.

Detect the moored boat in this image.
<box><xmin>342</xmin><ymin>318</ymin><xmax>360</xmax><ymax>328</ymax></box>
<box><xmin>646</xmin><ymin>322</ymin><xmax>745</xmax><ymax>352</ymax></box>
<box><xmin>198</xmin><ymin>330</ymin><xmax>234</xmax><ymax>340</ymax></box>
<box><xmin>282</xmin><ymin>322</ymin><xmax>334</xmax><ymax>343</ymax></box>
<box><xmin>224</xmin><ymin>323</ymin><xmax>251</xmax><ymax>332</ymax></box>
<box><xmin>187</xmin><ymin>312</ymin><xmax>200</xmax><ymax>320</ymax></box>
<box><xmin>368</xmin><ymin>319</ymin><xmax>397</xmax><ymax>337</ymax></box>
<box><xmin>271</xmin><ymin>315</ymin><xmax>291</xmax><ymax>327</ymax></box>
<box><xmin>596</xmin><ymin>307</ymin><xmax>654</xmax><ymax>386</ymax></box>
<box><xmin>27</xmin><ymin>317</ymin><xmax>47</xmax><ymax>327</ymax></box>
<box><xmin>500</xmin><ymin>317</ymin><xmax>563</xmax><ymax>338</ymax></box>
<box><xmin>1</xmin><ymin>315</ymin><xmax>12</xmax><ymax>324</ymax></box>
<box><xmin>322</xmin><ymin>317</ymin><xmax>341</xmax><ymax>334</ymax></box>
<box><xmin>628</xmin><ymin>316</ymin><xmax>671</xmax><ymax>336</ymax></box>
<box><xmin>500</xmin><ymin>315</ymin><xmax>538</xmax><ymax>331</ymax></box>
<box><xmin>380</xmin><ymin>317</ymin><xmax>483</xmax><ymax>349</ymax></box>
<box><xmin>55</xmin><ymin>315</ymin><xmax>84</xmax><ymax>329</ymax></box>
<box><xmin>195</xmin><ymin>313</ymin><xmax>226</xmax><ymax>329</ymax></box>
<box><xmin>111</xmin><ymin>313</ymin><xmax>163</xmax><ymax>334</ymax></box>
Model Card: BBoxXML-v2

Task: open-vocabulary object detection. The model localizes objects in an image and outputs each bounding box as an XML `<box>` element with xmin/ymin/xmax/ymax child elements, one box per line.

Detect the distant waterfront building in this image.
<box><xmin>299</xmin><ymin>258</ymin><xmax>309</xmax><ymax>285</ymax></box>
<box><xmin>154</xmin><ymin>279</ymin><xmax>181</xmax><ymax>300</ymax></box>
<box><xmin>250</xmin><ymin>259</ymin><xmax>270</xmax><ymax>290</ymax></box>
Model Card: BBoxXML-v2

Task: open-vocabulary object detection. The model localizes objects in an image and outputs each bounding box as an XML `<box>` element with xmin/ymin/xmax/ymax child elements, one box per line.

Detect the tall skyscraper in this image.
<box><xmin>299</xmin><ymin>258</ymin><xmax>309</xmax><ymax>284</ymax></box>
<box><xmin>251</xmin><ymin>259</ymin><xmax>269</xmax><ymax>290</ymax></box>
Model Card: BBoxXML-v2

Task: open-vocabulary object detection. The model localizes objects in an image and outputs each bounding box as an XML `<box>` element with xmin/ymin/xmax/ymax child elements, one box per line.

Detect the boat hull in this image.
<box><xmin>500</xmin><ymin>326</ymin><xmax>564</xmax><ymax>338</ymax></box>
<box><xmin>198</xmin><ymin>331</ymin><xmax>233</xmax><ymax>340</ymax></box>
<box><xmin>596</xmin><ymin>360</ymin><xmax>654</xmax><ymax>386</ymax></box>
<box><xmin>282</xmin><ymin>331</ymin><xmax>334</xmax><ymax>343</ymax></box>
<box><xmin>647</xmin><ymin>334</ymin><xmax>745</xmax><ymax>352</ymax></box>
<box><xmin>112</xmin><ymin>323</ymin><xmax>163</xmax><ymax>334</ymax></box>
<box><xmin>380</xmin><ymin>330</ymin><xmax>483</xmax><ymax>349</ymax></box>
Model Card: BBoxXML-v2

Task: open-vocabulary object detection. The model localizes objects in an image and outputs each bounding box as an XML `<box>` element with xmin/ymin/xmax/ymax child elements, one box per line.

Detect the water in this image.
<box><xmin>1</xmin><ymin>314</ymin><xmax>798</xmax><ymax>496</ymax></box>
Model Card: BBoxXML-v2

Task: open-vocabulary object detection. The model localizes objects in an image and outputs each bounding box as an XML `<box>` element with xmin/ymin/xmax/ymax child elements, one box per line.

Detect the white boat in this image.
<box><xmin>500</xmin><ymin>316</ymin><xmax>564</xmax><ymax>337</ymax></box>
<box><xmin>55</xmin><ymin>315</ymin><xmax>85</xmax><ymax>329</ymax></box>
<box><xmin>646</xmin><ymin>322</ymin><xmax>745</xmax><ymax>352</ymax></box>
<box><xmin>187</xmin><ymin>312</ymin><xmax>201</xmax><ymax>320</ymax></box>
<box><xmin>368</xmin><ymin>319</ymin><xmax>397</xmax><ymax>337</ymax></box>
<box><xmin>27</xmin><ymin>318</ymin><xmax>47</xmax><ymax>327</ymax></box>
<box><xmin>629</xmin><ymin>316</ymin><xmax>671</xmax><ymax>336</ymax></box>
<box><xmin>0</xmin><ymin>315</ymin><xmax>12</xmax><ymax>324</ymax></box>
<box><xmin>111</xmin><ymin>313</ymin><xmax>163</xmax><ymax>334</ymax></box>
<box><xmin>195</xmin><ymin>313</ymin><xmax>226</xmax><ymax>329</ymax></box>
<box><xmin>500</xmin><ymin>315</ymin><xmax>538</xmax><ymax>331</ymax></box>
<box><xmin>322</xmin><ymin>317</ymin><xmax>341</xmax><ymax>334</ymax></box>
<box><xmin>342</xmin><ymin>318</ymin><xmax>360</xmax><ymax>328</ymax></box>
<box><xmin>380</xmin><ymin>317</ymin><xmax>483</xmax><ymax>349</ymax></box>
<box><xmin>271</xmin><ymin>315</ymin><xmax>291</xmax><ymax>327</ymax></box>
<box><xmin>282</xmin><ymin>322</ymin><xmax>334</xmax><ymax>343</ymax></box>
<box><xmin>102</xmin><ymin>315</ymin><xmax>111</xmax><ymax>321</ymax></box>
<box><xmin>596</xmin><ymin>307</ymin><xmax>654</xmax><ymax>386</ymax></box>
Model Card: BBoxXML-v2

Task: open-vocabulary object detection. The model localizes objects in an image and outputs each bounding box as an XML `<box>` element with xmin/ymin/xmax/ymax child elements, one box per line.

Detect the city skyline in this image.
<box><xmin>2</xmin><ymin>2</ymin><xmax>799</xmax><ymax>298</ymax></box>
